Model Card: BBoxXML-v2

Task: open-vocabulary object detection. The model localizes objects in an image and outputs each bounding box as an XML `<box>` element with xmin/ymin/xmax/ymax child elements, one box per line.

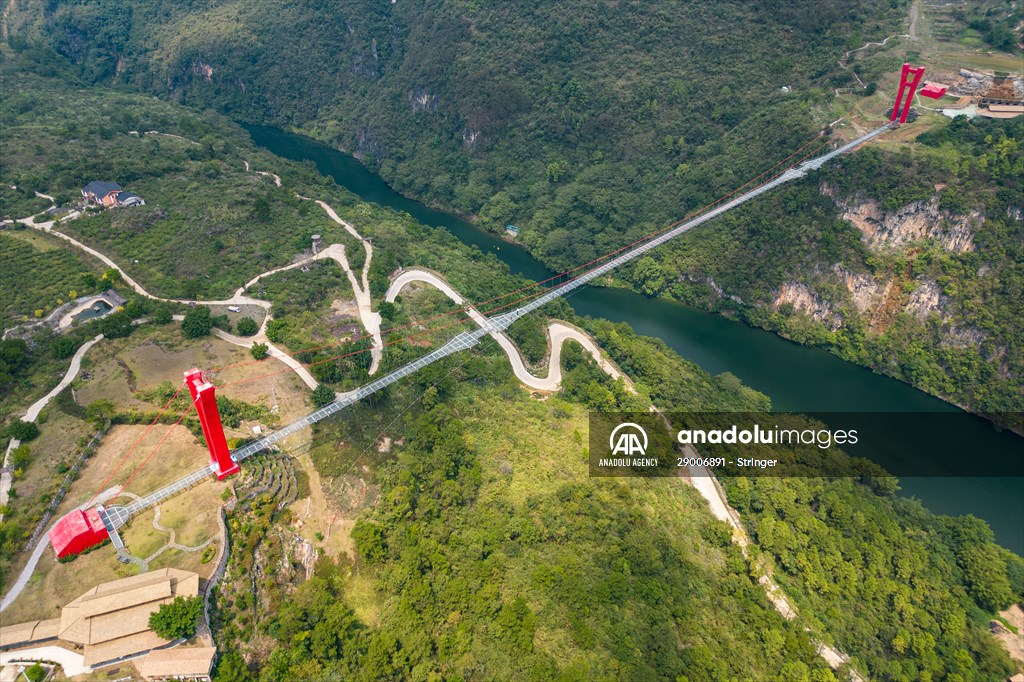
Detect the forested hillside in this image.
<box><xmin>2</xmin><ymin>37</ymin><xmax>1022</xmax><ymax>681</ymax></box>
<box><xmin>6</xmin><ymin>0</ymin><xmax>1022</xmax><ymax>418</ymax></box>
<box><xmin>8</xmin><ymin>0</ymin><xmax>904</xmax><ymax>249</ymax></box>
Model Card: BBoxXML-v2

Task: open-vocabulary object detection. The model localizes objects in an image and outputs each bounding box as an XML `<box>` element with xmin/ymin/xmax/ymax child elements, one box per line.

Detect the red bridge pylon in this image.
<box><xmin>184</xmin><ymin>368</ymin><xmax>239</xmax><ymax>480</ymax></box>
<box><xmin>890</xmin><ymin>63</ymin><xmax>926</xmax><ymax>125</ymax></box>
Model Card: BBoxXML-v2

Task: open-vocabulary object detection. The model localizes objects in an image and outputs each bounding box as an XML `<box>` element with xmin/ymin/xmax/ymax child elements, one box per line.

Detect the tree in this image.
<box><xmin>236</xmin><ymin>317</ymin><xmax>258</xmax><ymax>336</ymax></box>
<box><xmin>213</xmin><ymin>650</ymin><xmax>253</xmax><ymax>682</ymax></box>
<box><xmin>99</xmin><ymin>311</ymin><xmax>133</xmax><ymax>338</ymax></box>
<box><xmin>632</xmin><ymin>256</ymin><xmax>665</xmax><ymax>296</ymax></box>
<box><xmin>959</xmin><ymin>543</ymin><xmax>1014</xmax><ymax>611</ymax></box>
<box><xmin>7</xmin><ymin>420</ymin><xmax>39</xmax><ymax>441</ymax></box>
<box><xmin>151</xmin><ymin>305</ymin><xmax>173</xmax><ymax>325</ymax></box>
<box><xmin>51</xmin><ymin>336</ymin><xmax>77</xmax><ymax>359</ymax></box>
<box><xmin>100</xmin><ymin>268</ymin><xmax>122</xmax><ymax>285</ymax></box>
<box><xmin>24</xmin><ymin>663</ymin><xmax>45</xmax><ymax>682</ymax></box>
<box><xmin>252</xmin><ymin>196</ymin><xmax>272</xmax><ymax>223</ymax></box>
<box><xmin>86</xmin><ymin>399</ymin><xmax>116</xmax><ymax>426</ymax></box>
<box><xmin>181</xmin><ymin>306</ymin><xmax>212</xmax><ymax>338</ymax></box>
<box><xmin>311</xmin><ymin>384</ymin><xmax>335</xmax><ymax>407</ymax></box>
<box><xmin>352</xmin><ymin>520</ymin><xmax>387</xmax><ymax>563</ymax></box>
<box><xmin>250</xmin><ymin>342</ymin><xmax>269</xmax><ymax>360</ymax></box>
<box><xmin>149</xmin><ymin>596</ymin><xmax>202</xmax><ymax>640</ymax></box>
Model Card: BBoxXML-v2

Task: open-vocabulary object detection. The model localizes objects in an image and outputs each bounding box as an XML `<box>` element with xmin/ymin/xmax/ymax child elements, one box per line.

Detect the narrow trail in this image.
<box><xmin>141</xmin><ymin>505</ymin><xmax>214</xmax><ymax>566</ymax></box>
<box><xmin>682</xmin><ymin>450</ymin><xmax>865</xmax><ymax>681</ymax></box>
<box><xmin>836</xmin><ymin>28</ymin><xmax>910</xmax><ymax>94</ymax></box>
<box><xmin>15</xmin><ymin>162</ymin><xmax>615</xmax><ymax>394</ymax></box>
<box><xmin>297</xmin><ymin>196</ymin><xmax>383</xmax><ymax>375</ymax></box>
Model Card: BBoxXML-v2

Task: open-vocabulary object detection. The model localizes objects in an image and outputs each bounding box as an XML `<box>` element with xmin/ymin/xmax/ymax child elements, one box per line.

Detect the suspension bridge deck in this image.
<box><xmin>96</xmin><ymin>123</ymin><xmax>893</xmax><ymax>533</ymax></box>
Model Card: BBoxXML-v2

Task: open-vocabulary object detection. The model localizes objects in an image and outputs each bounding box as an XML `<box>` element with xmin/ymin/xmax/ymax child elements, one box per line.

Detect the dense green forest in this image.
<box><xmin>214</xmin><ymin>378</ymin><xmax>843</xmax><ymax>681</ymax></box>
<box><xmin>725</xmin><ymin>474</ymin><xmax>1022</xmax><ymax>681</ymax></box>
<box><xmin>2</xmin><ymin>20</ymin><xmax>1022</xmax><ymax>682</ymax></box>
<box><xmin>6</xmin><ymin>0</ymin><xmax>905</xmax><ymax>259</ymax></box>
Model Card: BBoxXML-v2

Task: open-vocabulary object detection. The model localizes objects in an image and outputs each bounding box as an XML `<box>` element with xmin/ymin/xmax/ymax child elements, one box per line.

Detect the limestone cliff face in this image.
<box><xmin>771</xmin><ymin>272</ymin><xmax>964</xmax><ymax>337</ymax></box>
<box><xmin>772</xmin><ymin>282</ymin><xmax>842</xmax><ymax>331</ymax></box>
<box><xmin>835</xmin><ymin>192</ymin><xmax>980</xmax><ymax>253</ymax></box>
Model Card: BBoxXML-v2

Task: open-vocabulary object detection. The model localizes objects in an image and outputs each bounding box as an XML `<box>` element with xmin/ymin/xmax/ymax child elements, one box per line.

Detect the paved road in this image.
<box><xmin>0</xmin><ymin>486</ymin><xmax>121</xmax><ymax>613</ymax></box>
<box><xmin>386</xmin><ymin>268</ymin><xmax>631</xmax><ymax>391</ymax></box>
<box><xmin>306</xmin><ymin>200</ymin><xmax>383</xmax><ymax>374</ymax></box>
<box><xmin>0</xmin><ymin>335</ymin><xmax>103</xmax><ymax>520</ymax></box>
<box><xmin>0</xmin><ymin>646</ymin><xmax>90</xmax><ymax>677</ymax></box>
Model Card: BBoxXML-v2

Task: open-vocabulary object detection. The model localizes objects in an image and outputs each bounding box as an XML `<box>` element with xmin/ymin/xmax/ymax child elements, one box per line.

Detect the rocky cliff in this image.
<box><xmin>767</xmin><ymin>187</ymin><xmax>989</xmax><ymax>342</ymax></box>
<box><xmin>826</xmin><ymin>185</ymin><xmax>980</xmax><ymax>253</ymax></box>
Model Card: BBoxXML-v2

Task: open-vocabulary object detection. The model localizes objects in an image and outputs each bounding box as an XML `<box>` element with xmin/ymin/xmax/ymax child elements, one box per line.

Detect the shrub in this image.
<box><xmin>181</xmin><ymin>306</ymin><xmax>212</xmax><ymax>338</ymax></box>
<box><xmin>211</xmin><ymin>314</ymin><xmax>232</xmax><ymax>332</ymax></box>
<box><xmin>7</xmin><ymin>420</ymin><xmax>39</xmax><ymax>441</ymax></box>
<box><xmin>235</xmin><ymin>316</ymin><xmax>258</xmax><ymax>336</ymax></box>
<box><xmin>51</xmin><ymin>336</ymin><xmax>77</xmax><ymax>359</ymax></box>
<box><xmin>250</xmin><ymin>342</ymin><xmax>269</xmax><ymax>360</ymax></box>
<box><xmin>24</xmin><ymin>663</ymin><xmax>45</xmax><ymax>682</ymax></box>
<box><xmin>151</xmin><ymin>305</ymin><xmax>174</xmax><ymax>325</ymax></box>
<box><xmin>311</xmin><ymin>384</ymin><xmax>335</xmax><ymax>407</ymax></box>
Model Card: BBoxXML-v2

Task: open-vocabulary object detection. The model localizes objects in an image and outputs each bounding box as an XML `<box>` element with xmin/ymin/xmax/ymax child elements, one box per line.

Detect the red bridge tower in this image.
<box><xmin>184</xmin><ymin>368</ymin><xmax>239</xmax><ymax>480</ymax></box>
<box><xmin>891</xmin><ymin>63</ymin><xmax>926</xmax><ymax>125</ymax></box>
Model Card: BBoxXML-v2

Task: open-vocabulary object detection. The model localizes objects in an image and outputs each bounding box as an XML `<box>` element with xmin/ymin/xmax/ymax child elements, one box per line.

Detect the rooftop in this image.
<box><xmin>58</xmin><ymin>568</ymin><xmax>200</xmax><ymax>666</ymax></box>
<box><xmin>0</xmin><ymin>619</ymin><xmax>59</xmax><ymax>649</ymax></box>
<box><xmin>82</xmin><ymin>181</ymin><xmax>122</xmax><ymax>196</ymax></box>
<box><xmin>136</xmin><ymin>646</ymin><xmax>217</xmax><ymax>679</ymax></box>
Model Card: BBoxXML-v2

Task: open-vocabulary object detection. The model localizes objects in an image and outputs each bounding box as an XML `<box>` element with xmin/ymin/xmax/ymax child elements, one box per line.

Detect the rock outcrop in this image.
<box><xmin>837</xmin><ymin>193</ymin><xmax>979</xmax><ymax>253</ymax></box>
<box><xmin>773</xmin><ymin>282</ymin><xmax>841</xmax><ymax>330</ymax></box>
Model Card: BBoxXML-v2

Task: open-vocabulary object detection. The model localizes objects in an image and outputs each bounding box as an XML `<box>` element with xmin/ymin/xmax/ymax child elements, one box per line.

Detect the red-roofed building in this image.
<box><xmin>920</xmin><ymin>83</ymin><xmax>948</xmax><ymax>99</ymax></box>
<box><xmin>49</xmin><ymin>508</ymin><xmax>109</xmax><ymax>558</ymax></box>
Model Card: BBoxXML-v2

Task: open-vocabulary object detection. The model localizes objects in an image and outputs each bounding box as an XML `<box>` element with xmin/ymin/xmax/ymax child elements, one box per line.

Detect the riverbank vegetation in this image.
<box><xmin>647</xmin><ymin>116</ymin><xmax>1024</xmax><ymax>423</ymax></box>
<box><xmin>725</xmin><ymin>473</ymin><xmax>1022</xmax><ymax>679</ymax></box>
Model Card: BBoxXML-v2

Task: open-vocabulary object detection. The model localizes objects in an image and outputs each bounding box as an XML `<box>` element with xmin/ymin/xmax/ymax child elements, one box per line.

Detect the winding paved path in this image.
<box><xmin>300</xmin><ymin>199</ymin><xmax>383</xmax><ymax>374</ymax></box>
<box><xmin>0</xmin><ymin>486</ymin><xmax>121</xmax><ymax>613</ymax></box>
<box><xmin>0</xmin><ymin>335</ymin><xmax>103</xmax><ymax>520</ymax></box>
<box><xmin>386</xmin><ymin>268</ymin><xmax>631</xmax><ymax>392</ymax></box>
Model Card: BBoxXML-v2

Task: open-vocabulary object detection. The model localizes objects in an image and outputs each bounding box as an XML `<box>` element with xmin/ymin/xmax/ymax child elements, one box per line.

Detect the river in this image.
<box><xmin>245</xmin><ymin>124</ymin><xmax>1023</xmax><ymax>553</ymax></box>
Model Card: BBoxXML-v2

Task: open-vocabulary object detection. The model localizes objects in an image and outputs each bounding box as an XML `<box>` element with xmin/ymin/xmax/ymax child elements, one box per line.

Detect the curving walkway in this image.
<box><xmin>0</xmin><ymin>646</ymin><xmax>90</xmax><ymax>677</ymax></box>
<box><xmin>16</xmin><ymin>170</ymin><xmax>620</xmax><ymax>396</ymax></box>
<box><xmin>299</xmin><ymin>198</ymin><xmax>383</xmax><ymax>374</ymax></box>
<box><xmin>0</xmin><ymin>335</ymin><xmax>104</xmax><ymax>521</ymax></box>
<box><xmin>0</xmin><ymin>486</ymin><xmax>122</xmax><ymax>613</ymax></box>
<box><xmin>385</xmin><ymin>268</ymin><xmax>631</xmax><ymax>392</ymax></box>
<box><xmin>133</xmin><ymin>505</ymin><xmax>214</xmax><ymax>570</ymax></box>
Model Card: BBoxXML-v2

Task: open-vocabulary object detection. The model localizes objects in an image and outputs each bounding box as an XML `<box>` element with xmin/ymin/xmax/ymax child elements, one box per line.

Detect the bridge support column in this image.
<box><xmin>890</xmin><ymin>63</ymin><xmax>926</xmax><ymax>125</ymax></box>
<box><xmin>184</xmin><ymin>368</ymin><xmax>239</xmax><ymax>480</ymax></box>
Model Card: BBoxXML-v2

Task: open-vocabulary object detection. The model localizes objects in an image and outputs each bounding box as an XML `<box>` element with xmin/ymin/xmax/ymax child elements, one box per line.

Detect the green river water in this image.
<box><xmin>245</xmin><ymin>124</ymin><xmax>1022</xmax><ymax>553</ymax></box>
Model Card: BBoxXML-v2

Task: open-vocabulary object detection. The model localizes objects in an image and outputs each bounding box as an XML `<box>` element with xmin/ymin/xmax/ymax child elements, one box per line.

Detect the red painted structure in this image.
<box><xmin>920</xmin><ymin>83</ymin><xmax>947</xmax><ymax>100</ymax></box>
<box><xmin>49</xmin><ymin>508</ymin><xmax>109</xmax><ymax>558</ymax></box>
<box><xmin>184</xmin><ymin>368</ymin><xmax>239</xmax><ymax>480</ymax></box>
<box><xmin>891</xmin><ymin>63</ymin><xmax>926</xmax><ymax>124</ymax></box>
